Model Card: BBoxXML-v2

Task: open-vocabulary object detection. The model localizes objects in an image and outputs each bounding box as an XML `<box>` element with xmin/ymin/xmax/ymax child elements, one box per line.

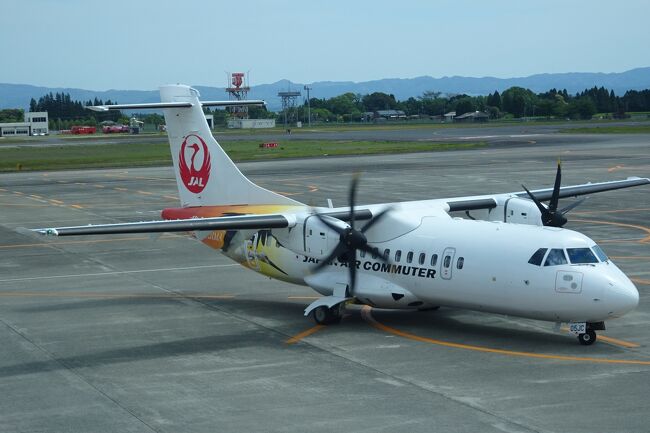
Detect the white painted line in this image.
<box><xmin>0</xmin><ymin>263</ymin><xmax>239</xmax><ymax>283</ymax></box>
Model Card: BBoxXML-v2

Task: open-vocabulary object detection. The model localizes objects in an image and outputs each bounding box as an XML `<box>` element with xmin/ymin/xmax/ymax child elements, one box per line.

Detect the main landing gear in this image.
<box><xmin>311</xmin><ymin>304</ymin><xmax>343</xmax><ymax>325</ymax></box>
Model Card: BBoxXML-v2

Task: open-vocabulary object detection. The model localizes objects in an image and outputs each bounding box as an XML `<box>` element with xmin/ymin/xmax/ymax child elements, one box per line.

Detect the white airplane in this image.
<box><xmin>34</xmin><ymin>85</ymin><xmax>649</xmax><ymax>345</ymax></box>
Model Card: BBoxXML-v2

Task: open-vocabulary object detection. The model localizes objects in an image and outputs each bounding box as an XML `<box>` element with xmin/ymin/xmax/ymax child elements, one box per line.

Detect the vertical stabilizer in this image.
<box><xmin>159</xmin><ymin>85</ymin><xmax>300</xmax><ymax>207</ymax></box>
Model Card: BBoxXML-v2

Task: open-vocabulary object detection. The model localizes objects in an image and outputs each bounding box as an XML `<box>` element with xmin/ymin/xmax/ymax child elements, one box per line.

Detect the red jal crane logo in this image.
<box><xmin>231</xmin><ymin>72</ymin><xmax>244</xmax><ymax>88</ymax></box>
<box><xmin>179</xmin><ymin>134</ymin><xmax>211</xmax><ymax>193</ymax></box>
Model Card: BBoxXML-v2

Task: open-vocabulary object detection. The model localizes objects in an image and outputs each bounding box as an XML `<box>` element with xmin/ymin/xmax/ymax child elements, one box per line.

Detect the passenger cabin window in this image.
<box><xmin>406</xmin><ymin>251</ymin><xmax>413</xmax><ymax>263</ymax></box>
<box><xmin>360</xmin><ymin>250</ymin><xmax>366</xmax><ymax>258</ymax></box>
<box><xmin>443</xmin><ymin>255</ymin><xmax>451</xmax><ymax>268</ymax></box>
<box><xmin>528</xmin><ymin>248</ymin><xmax>547</xmax><ymax>266</ymax></box>
<box><xmin>544</xmin><ymin>249</ymin><xmax>568</xmax><ymax>266</ymax></box>
<box><xmin>430</xmin><ymin>254</ymin><xmax>438</xmax><ymax>267</ymax></box>
<box><xmin>457</xmin><ymin>257</ymin><xmax>464</xmax><ymax>269</ymax></box>
<box><xmin>567</xmin><ymin>248</ymin><xmax>598</xmax><ymax>264</ymax></box>
<box><xmin>592</xmin><ymin>245</ymin><xmax>608</xmax><ymax>262</ymax></box>
<box><xmin>418</xmin><ymin>253</ymin><xmax>426</xmax><ymax>265</ymax></box>
<box><xmin>372</xmin><ymin>248</ymin><xmax>378</xmax><ymax>259</ymax></box>
<box><xmin>395</xmin><ymin>250</ymin><xmax>402</xmax><ymax>262</ymax></box>
<box><xmin>383</xmin><ymin>249</ymin><xmax>390</xmax><ymax>260</ymax></box>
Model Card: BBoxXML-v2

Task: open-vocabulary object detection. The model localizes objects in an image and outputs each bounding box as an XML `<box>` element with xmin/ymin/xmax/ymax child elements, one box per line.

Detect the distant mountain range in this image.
<box><xmin>2</xmin><ymin>67</ymin><xmax>650</xmax><ymax>112</ymax></box>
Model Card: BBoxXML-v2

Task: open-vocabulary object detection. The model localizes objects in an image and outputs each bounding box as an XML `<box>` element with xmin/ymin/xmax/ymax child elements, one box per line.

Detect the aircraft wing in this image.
<box><xmin>33</xmin><ymin>210</ymin><xmax>372</xmax><ymax>237</ymax></box>
<box><xmin>446</xmin><ymin>177</ymin><xmax>650</xmax><ymax>212</ymax></box>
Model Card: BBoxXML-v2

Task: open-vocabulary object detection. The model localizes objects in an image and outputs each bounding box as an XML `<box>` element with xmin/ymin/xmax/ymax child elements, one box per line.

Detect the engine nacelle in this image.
<box><xmin>503</xmin><ymin>197</ymin><xmax>544</xmax><ymax>225</ymax></box>
<box><xmin>467</xmin><ymin>197</ymin><xmax>543</xmax><ymax>226</ymax></box>
<box><xmin>272</xmin><ymin>213</ymin><xmax>345</xmax><ymax>260</ymax></box>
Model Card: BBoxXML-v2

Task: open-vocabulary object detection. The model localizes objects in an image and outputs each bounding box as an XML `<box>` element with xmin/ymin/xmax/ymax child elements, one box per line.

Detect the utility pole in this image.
<box><xmin>304</xmin><ymin>85</ymin><xmax>312</xmax><ymax>127</ymax></box>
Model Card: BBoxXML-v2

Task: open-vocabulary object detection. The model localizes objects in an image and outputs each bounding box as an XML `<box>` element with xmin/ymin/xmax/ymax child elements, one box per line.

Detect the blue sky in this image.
<box><xmin>3</xmin><ymin>0</ymin><xmax>649</xmax><ymax>90</ymax></box>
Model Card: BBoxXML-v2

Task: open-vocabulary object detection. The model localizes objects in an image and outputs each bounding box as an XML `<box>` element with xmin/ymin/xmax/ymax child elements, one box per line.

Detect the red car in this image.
<box><xmin>70</xmin><ymin>126</ymin><xmax>96</xmax><ymax>134</ymax></box>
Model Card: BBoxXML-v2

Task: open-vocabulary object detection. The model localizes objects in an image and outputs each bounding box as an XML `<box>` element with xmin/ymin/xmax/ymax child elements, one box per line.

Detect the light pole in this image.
<box><xmin>304</xmin><ymin>85</ymin><xmax>312</xmax><ymax>127</ymax></box>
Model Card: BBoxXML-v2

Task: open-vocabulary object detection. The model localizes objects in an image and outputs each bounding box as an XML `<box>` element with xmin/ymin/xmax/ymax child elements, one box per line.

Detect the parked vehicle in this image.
<box><xmin>102</xmin><ymin>125</ymin><xmax>129</xmax><ymax>133</ymax></box>
<box><xmin>70</xmin><ymin>126</ymin><xmax>96</xmax><ymax>134</ymax></box>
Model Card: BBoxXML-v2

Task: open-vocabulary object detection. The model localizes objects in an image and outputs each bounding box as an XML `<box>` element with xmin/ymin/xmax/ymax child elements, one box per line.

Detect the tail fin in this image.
<box><xmin>159</xmin><ymin>85</ymin><xmax>300</xmax><ymax>207</ymax></box>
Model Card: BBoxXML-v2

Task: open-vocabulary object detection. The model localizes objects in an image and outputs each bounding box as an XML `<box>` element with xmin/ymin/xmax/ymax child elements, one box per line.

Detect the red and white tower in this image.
<box><xmin>225</xmin><ymin>72</ymin><xmax>251</xmax><ymax>119</ymax></box>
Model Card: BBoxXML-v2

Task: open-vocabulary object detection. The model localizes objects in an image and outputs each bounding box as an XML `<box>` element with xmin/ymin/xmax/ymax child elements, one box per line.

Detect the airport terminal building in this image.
<box><xmin>0</xmin><ymin>112</ymin><xmax>49</xmax><ymax>136</ymax></box>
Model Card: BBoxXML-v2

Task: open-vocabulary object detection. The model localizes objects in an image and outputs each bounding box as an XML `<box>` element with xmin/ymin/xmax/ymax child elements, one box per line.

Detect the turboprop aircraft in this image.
<box><xmin>34</xmin><ymin>84</ymin><xmax>649</xmax><ymax>345</ymax></box>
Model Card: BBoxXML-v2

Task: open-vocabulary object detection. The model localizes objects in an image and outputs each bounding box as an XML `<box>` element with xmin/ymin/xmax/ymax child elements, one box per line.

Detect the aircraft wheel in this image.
<box><xmin>312</xmin><ymin>306</ymin><xmax>330</xmax><ymax>324</ymax></box>
<box><xmin>312</xmin><ymin>305</ymin><xmax>343</xmax><ymax>325</ymax></box>
<box><xmin>328</xmin><ymin>304</ymin><xmax>343</xmax><ymax>324</ymax></box>
<box><xmin>578</xmin><ymin>330</ymin><xmax>597</xmax><ymax>345</ymax></box>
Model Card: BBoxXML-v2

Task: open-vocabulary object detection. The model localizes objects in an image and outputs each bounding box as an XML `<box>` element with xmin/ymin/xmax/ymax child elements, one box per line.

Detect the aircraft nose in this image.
<box><xmin>608</xmin><ymin>277</ymin><xmax>639</xmax><ymax>317</ymax></box>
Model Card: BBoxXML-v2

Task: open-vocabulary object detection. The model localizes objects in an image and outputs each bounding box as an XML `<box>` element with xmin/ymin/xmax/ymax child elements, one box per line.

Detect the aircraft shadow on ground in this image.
<box><xmin>8</xmin><ymin>296</ymin><xmax>624</xmax><ymax>379</ymax></box>
<box><xmin>0</xmin><ymin>331</ymin><xmax>281</xmax><ymax>379</ymax></box>
<box><xmin>369</xmin><ymin>307</ymin><xmax>615</xmax><ymax>350</ymax></box>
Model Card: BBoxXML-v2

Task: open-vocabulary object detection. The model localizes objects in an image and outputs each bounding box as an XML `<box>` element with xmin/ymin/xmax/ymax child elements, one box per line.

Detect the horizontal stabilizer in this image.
<box><xmin>86</xmin><ymin>100</ymin><xmax>265</xmax><ymax>111</ymax></box>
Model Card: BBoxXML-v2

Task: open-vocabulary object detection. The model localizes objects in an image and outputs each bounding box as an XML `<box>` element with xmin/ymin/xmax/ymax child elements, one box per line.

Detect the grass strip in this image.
<box><xmin>561</xmin><ymin>125</ymin><xmax>650</xmax><ymax>134</ymax></box>
<box><xmin>0</xmin><ymin>140</ymin><xmax>485</xmax><ymax>172</ymax></box>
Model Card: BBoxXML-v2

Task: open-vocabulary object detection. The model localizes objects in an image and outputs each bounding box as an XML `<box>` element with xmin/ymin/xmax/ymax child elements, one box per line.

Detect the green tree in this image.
<box><xmin>501</xmin><ymin>87</ymin><xmax>537</xmax><ymax>117</ymax></box>
<box><xmin>362</xmin><ymin>92</ymin><xmax>397</xmax><ymax>112</ymax></box>
<box><xmin>327</xmin><ymin>93</ymin><xmax>358</xmax><ymax>115</ymax></box>
<box><xmin>487</xmin><ymin>91</ymin><xmax>502</xmax><ymax>110</ymax></box>
<box><xmin>420</xmin><ymin>97</ymin><xmax>447</xmax><ymax>116</ymax></box>
<box><xmin>568</xmin><ymin>98</ymin><xmax>597</xmax><ymax>120</ymax></box>
<box><xmin>0</xmin><ymin>109</ymin><xmax>24</xmax><ymax>122</ymax></box>
<box><xmin>454</xmin><ymin>97</ymin><xmax>475</xmax><ymax>116</ymax></box>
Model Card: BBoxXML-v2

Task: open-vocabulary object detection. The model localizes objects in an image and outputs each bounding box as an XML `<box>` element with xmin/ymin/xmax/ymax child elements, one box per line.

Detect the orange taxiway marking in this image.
<box><xmin>361</xmin><ymin>306</ymin><xmax>649</xmax><ymax>365</ymax></box>
<box><xmin>573</xmin><ymin>218</ymin><xmax>650</xmax><ymax>244</ymax></box>
<box><xmin>285</xmin><ymin>325</ymin><xmax>325</xmax><ymax>344</ymax></box>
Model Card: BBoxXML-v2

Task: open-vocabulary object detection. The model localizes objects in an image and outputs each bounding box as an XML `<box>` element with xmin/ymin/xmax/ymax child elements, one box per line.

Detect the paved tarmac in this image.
<box><xmin>2</xmin><ymin>120</ymin><xmax>648</xmax><ymax>148</ymax></box>
<box><xmin>0</xmin><ymin>133</ymin><xmax>649</xmax><ymax>432</ymax></box>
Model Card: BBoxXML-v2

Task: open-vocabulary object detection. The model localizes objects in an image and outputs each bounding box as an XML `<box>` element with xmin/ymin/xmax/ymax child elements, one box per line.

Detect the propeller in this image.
<box><xmin>521</xmin><ymin>161</ymin><xmax>586</xmax><ymax>227</ymax></box>
<box><xmin>311</xmin><ymin>175</ymin><xmax>391</xmax><ymax>297</ymax></box>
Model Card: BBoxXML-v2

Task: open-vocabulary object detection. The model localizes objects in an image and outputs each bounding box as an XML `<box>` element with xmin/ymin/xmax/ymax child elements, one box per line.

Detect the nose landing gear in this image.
<box><xmin>575</xmin><ymin>321</ymin><xmax>605</xmax><ymax>345</ymax></box>
<box><xmin>578</xmin><ymin>329</ymin><xmax>597</xmax><ymax>345</ymax></box>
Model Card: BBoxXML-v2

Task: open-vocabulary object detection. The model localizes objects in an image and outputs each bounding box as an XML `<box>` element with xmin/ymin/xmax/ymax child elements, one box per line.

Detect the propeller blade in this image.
<box><xmin>360</xmin><ymin>207</ymin><xmax>392</xmax><ymax>233</ymax></box>
<box><xmin>549</xmin><ymin>161</ymin><xmax>562</xmax><ymax>212</ymax></box>
<box><xmin>522</xmin><ymin>184</ymin><xmax>551</xmax><ymax>222</ymax></box>
<box><xmin>348</xmin><ymin>249</ymin><xmax>357</xmax><ymax>296</ymax></box>
<box><xmin>559</xmin><ymin>198</ymin><xmax>586</xmax><ymax>215</ymax></box>
<box><xmin>311</xmin><ymin>243</ymin><xmax>347</xmax><ymax>273</ymax></box>
<box><xmin>348</xmin><ymin>174</ymin><xmax>359</xmax><ymax>231</ymax></box>
<box><xmin>315</xmin><ymin>212</ymin><xmax>346</xmax><ymax>235</ymax></box>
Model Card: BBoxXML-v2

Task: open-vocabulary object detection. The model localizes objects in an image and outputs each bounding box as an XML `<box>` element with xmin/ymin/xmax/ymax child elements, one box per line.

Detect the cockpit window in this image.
<box><xmin>544</xmin><ymin>248</ymin><xmax>568</xmax><ymax>266</ymax></box>
<box><xmin>567</xmin><ymin>248</ymin><xmax>598</xmax><ymax>264</ymax></box>
<box><xmin>592</xmin><ymin>245</ymin><xmax>609</xmax><ymax>262</ymax></box>
<box><xmin>528</xmin><ymin>248</ymin><xmax>547</xmax><ymax>266</ymax></box>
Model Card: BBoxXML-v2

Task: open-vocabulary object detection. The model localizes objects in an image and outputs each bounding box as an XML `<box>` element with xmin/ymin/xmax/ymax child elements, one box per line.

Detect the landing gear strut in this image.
<box><xmin>312</xmin><ymin>304</ymin><xmax>343</xmax><ymax>325</ymax></box>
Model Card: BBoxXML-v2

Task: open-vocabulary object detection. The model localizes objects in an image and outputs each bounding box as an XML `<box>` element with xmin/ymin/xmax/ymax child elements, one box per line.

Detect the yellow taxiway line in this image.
<box><xmin>285</xmin><ymin>325</ymin><xmax>325</xmax><ymax>345</ymax></box>
<box><xmin>361</xmin><ymin>306</ymin><xmax>650</xmax><ymax>365</ymax></box>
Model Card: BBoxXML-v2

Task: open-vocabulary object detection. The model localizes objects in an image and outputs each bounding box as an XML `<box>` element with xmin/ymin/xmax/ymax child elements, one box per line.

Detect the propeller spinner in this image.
<box><xmin>311</xmin><ymin>175</ymin><xmax>392</xmax><ymax>297</ymax></box>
